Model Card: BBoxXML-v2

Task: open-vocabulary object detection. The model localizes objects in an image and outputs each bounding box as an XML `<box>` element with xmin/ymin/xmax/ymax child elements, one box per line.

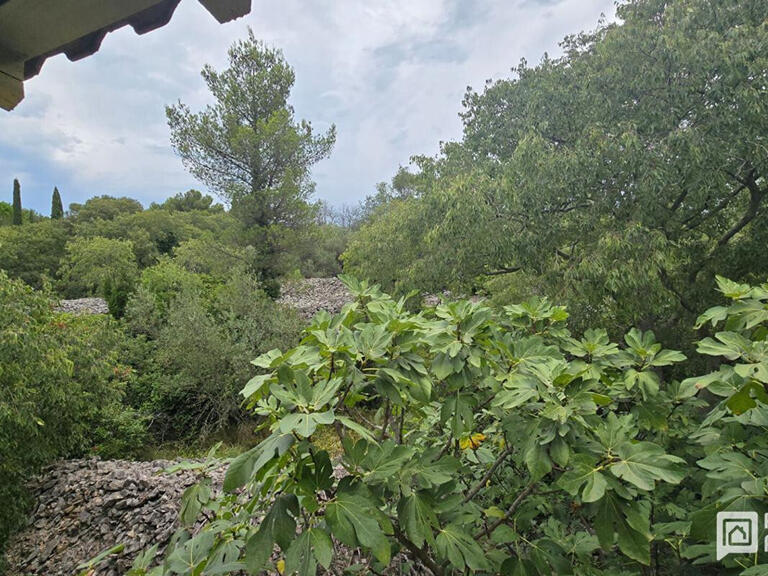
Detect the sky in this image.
<box><xmin>0</xmin><ymin>0</ymin><xmax>615</xmax><ymax>215</ymax></box>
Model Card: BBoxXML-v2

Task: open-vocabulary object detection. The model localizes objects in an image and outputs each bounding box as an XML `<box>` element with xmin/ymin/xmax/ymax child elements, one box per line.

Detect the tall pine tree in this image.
<box><xmin>11</xmin><ymin>179</ymin><xmax>21</xmax><ymax>225</ymax></box>
<box><xmin>51</xmin><ymin>187</ymin><xmax>63</xmax><ymax>219</ymax></box>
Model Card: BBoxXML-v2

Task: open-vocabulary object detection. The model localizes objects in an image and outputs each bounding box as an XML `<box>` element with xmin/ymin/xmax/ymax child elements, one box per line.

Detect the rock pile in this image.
<box><xmin>4</xmin><ymin>459</ymin><xmax>223</xmax><ymax>576</ymax></box>
<box><xmin>278</xmin><ymin>277</ymin><xmax>353</xmax><ymax>320</ymax></box>
<box><xmin>54</xmin><ymin>297</ymin><xmax>110</xmax><ymax>315</ymax></box>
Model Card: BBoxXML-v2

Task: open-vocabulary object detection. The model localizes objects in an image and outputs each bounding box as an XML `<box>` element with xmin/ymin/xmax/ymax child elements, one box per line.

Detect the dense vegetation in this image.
<box><xmin>127</xmin><ymin>275</ymin><xmax>768</xmax><ymax>575</ymax></box>
<box><xmin>0</xmin><ymin>273</ymin><xmax>144</xmax><ymax>548</ymax></box>
<box><xmin>1</xmin><ymin>0</ymin><xmax>765</xmax><ymax>574</ymax></box>
<box><xmin>0</xmin><ymin>36</ymin><xmax>353</xmax><ymax>563</ymax></box>
<box><xmin>344</xmin><ymin>0</ymin><xmax>767</xmax><ymax>354</ymax></box>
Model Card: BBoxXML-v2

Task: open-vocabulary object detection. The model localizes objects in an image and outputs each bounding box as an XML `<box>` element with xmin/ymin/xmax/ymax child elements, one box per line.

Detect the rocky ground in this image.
<box><xmin>3</xmin><ymin>459</ymin><xmax>413</xmax><ymax>576</ymax></box>
<box><xmin>55</xmin><ymin>297</ymin><xmax>110</xmax><ymax>315</ymax></box>
<box><xmin>52</xmin><ymin>277</ymin><xmax>354</xmax><ymax>320</ymax></box>
<box><xmin>277</xmin><ymin>277</ymin><xmax>353</xmax><ymax>320</ymax></box>
<box><xmin>4</xmin><ymin>459</ymin><xmax>224</xmax><ymax>576</ymax></box>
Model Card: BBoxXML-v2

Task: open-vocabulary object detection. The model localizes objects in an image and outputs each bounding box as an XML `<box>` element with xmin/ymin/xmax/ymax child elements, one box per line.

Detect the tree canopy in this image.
<box><xmin>166</xmin><ymin>30</ymin><xmax>336</xmax><ymax>240</ymax></box>
<box><xmin>51</xmin><ymin>187</ymin><xmax>64</xmax><ymax>219</ymax></box>
<box><xmin>11</xmin><ymin>179</ymin><xmax>21</xmax><ymax>226</ymax></box>
<box><xmin>344</xmin><ymin>0</ymin><xmax>768</xmax><ymax>346</ymax></box>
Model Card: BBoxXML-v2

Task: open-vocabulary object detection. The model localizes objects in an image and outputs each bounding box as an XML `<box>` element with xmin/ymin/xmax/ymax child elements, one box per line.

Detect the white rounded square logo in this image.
<box><xmin>717</xmin><ymin>511</ymin><xmax>758</xmax><ymax>560</ymax></box>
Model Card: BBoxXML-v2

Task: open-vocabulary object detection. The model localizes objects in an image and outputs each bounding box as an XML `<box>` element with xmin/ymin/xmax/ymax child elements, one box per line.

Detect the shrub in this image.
<box><xmin>58</xmin><ymin>236</ymin><xmax>139</xmax><ymax>299</ymax></box>
<box><xmin>127</xmin><ymin>270</ymin><xmax>303</xmax><ymax>441</ymax></box>
<box><xmin>0</xmin><ymin>220</ymin><xmax>69</xmax><ymax>288</ymax></box>
<box><xmin>131</xmin><ymin>276</ymin><xmax>768</xmax><ymax>576</ymax></box>
<box><xmin>0</xmin><ymin>272</ymin><xmax>145</xmax><ymax>555</ymax></box>
<box><xmin>132</xmin><ymin>258</ymin><xmax>210</xmax><ymax>317</ymax></box>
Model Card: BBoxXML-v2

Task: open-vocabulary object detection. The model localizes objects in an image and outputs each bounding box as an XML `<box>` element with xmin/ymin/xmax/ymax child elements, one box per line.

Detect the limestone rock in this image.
<box><xmin>4</xmin><ymin>459</ymin><xmax>224</xmax><ymax>576</ymax></box>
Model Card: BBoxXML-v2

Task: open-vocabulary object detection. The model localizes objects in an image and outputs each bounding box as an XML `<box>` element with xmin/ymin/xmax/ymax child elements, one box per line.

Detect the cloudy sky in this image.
<box><xmin>1</xmin><ymin>0</ymin><xmax>615</xmax><ymax>214</ymax></box>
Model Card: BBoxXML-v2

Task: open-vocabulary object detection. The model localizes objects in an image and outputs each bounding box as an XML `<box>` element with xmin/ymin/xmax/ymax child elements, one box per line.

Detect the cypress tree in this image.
<box><xmin>11</xmin><ymin>179</ymin><xmax>21</xmax><ymax>225</ymax></box>
<box><xmin>51</xmin><ymin>187</ymin><xmax>64</xmax><ymax>219</ymax></box>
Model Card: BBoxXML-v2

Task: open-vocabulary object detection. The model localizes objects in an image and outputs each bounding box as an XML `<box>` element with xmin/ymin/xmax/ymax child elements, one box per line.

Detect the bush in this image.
<box><xmin>0</xmin><ymin>272</ymin><xmax>145</xmax><ymax>554</ymax></box>
<box><xmin>131</xmin><ymin>275</ymin><xmax>768</xmax><ymax>576</ymax></box>
<box><xmin>125</xmin><ymin>269</ymin><xmax>303</xmax><ymax>440</ymax></box>
<box><xmin>0</xmin><ymin>220</ymin><xmax>70</xmax><ymax>288</ymax></box>
<box><xmin>68</xmin><ymin>195</ymin><xmax>143</xmax><ymax>222</ymax></box>
<box><xmin>132</xmin><ymin>258</ymin><xmax>210</xmax><ymax>317</ymax></box>
<box><xmin>58</xmin><ymin>236</ymin><xmax>139</xmax><ymax>299</ymax></box>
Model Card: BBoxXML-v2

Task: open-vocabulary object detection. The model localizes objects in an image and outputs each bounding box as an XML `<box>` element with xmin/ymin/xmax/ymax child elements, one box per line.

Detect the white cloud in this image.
<box><xmin>0</xmin><ymin>0</ymin><xmax>615</xmax><ymax>212</ymax></box>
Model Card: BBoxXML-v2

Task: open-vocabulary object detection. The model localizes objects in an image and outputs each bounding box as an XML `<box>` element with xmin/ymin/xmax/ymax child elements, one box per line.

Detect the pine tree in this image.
<box><xmin>51</xmin><ymin>187</ymin><xmax>64</xmax><ymax>219</ymax></box>
<box><xmin>11</xmin><ymin>179</ymin><xmax>21</xmax><ymax>225</ymax></box>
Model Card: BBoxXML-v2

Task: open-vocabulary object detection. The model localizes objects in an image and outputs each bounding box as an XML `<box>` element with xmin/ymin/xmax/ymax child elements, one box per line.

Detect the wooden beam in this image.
<box><xmin>197</xmin><ymin>0</ymin><xmax>250</xmax><ymax>23</ymax></box>
<box><xmin>0</xmin><ymin>0</ymin><xmax>162</xmax><ymax>63</ymax></box>
<box><xmin>0</xmin><ymin>69</ymin><xmax>23</xmax><ymax>111</ymax></box>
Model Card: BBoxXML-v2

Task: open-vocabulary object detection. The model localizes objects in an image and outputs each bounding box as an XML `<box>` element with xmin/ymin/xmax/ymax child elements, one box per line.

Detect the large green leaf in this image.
<box><xmin>279</xmin><ymin>409</ymin><xmax>335</xmax><ymax>438</ymax></box>
<box><xmin>595</xmin><ymin>495</ymin><xmax>651</xmax><ymax>565</ymax></box>
<box><xmin>397</xmin><ymin>492</ymin><xmax>439</xmax><ymax>548</ymax></box>
<box><xmin>557</xmin><ymin>454</ymin><xmax>606</xmax><ymax>503</ymax></box>
<box><xmin>435</xmin><ymin>523</ymin><xmax>491</xmax><ymax>571</ymax></box>
<box><xmin>223</xmin><ymin>433</ymin><xmax>295</xmax><ymax>492</ymax></box>
<box><xmin>609</xmin><ymin>441</ymin><xmax>685</xmax><ymax>491</ymax></box>
<box><xmin>262</xmin><ymin>494</ymin><xmax>299</xmax><ymax>550</ymax></box>
<box><xmin>326</xmin><ymin>492</ymin><xmax>390</xmax><ymax>564</ymax></box>
<box><xmin>285</xmin><ymin>531</ymin><xmax>316</xmax><ymax>576</ymax></box>
<box><xmin>245</xmin><ymin>528</ymin><xmax>273</xmax><ymax>574</ymax></box>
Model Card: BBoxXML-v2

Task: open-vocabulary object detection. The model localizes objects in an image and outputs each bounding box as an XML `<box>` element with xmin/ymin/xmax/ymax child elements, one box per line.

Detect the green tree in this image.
<box><xmin>58</xmin><ymin>236</ymin><xmax>139</xmax><ymax>298</ymax></box>
<box><xmin>166</xmin><ymin>29</ymin><xmax>336</xmax><ymax>276</ymax></box>
<box><xmin>11</xmin><ymin>178</ymin><xmax>21</xmax><ymax>226</ymax></box>
<box><xmin>51</xmin><ymin>186</ymin><xmax>64</xmax><ymax>219</ymax></box>
<box><xmin>0</xmin><ymin>220</ymin><xmax>69</xmax><ymax>288</ymax></box>
<box><xmin>151</xmin><ymin>189</ymin><xmax>221</xmax><ymax>212</ymax></box>
<box><xmin>68</xmin><ymin>195</ymin><xmax>143</xmax><ymax>222</ymax></box>
<box><xmin>345</xmin><ymin>0</ymin><xmax>768</xmax><ymax>347</ymax></box>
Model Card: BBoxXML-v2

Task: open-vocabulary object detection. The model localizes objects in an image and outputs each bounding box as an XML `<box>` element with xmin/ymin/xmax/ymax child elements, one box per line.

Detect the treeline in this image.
<box><xmin>0</xmin><ymin>186</ymin><xmax>352</xmax><ymax>305</ymax></box>
<box><xmin>344</xmin><ymin>0</ymin><xmax>767</xmax><ymax>356</ymax></box>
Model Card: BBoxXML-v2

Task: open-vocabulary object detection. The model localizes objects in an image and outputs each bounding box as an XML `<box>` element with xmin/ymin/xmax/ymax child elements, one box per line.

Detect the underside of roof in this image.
<box><xmin>0</xmin><ymin>0</ymin><xmax>251</xmax><ymax>111</ymax></box>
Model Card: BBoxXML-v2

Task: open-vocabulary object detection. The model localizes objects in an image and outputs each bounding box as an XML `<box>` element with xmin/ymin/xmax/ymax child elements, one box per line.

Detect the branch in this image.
<box><xmin>379</xmin><ymin>399</ymin><xmax>391</xmax><ymax>441</ymax></box>
<box><xmin>474</xmin><ymin>481</ymin><xmax>536</xmax><ymax>540</ymax></box>
<box><xmin>463</xmin><ymin>445</ymin><xmax>513</xmax><ymax>503</ymax></box>
<box><xmin>657</xmin><ymin>267</ymin><xmax>694</xmax><ymax>314</ymax></box>
<box><xmin>714</xmin><ymin>184</ymin><xmax>762</xmax><ymax>248</ymax></box>
<box><xmin>668</xmin><ymin>188</ymin><xmax>688</xmax><ymax>212</ymax></box>
<box><xmin>681</xmin><ymin>184</ymin><xmax>746</xmax><ymax>231</ymax></box>
<box><xmin>393</xmin><ymin>524</ymin><xmax>444</xmax><ymax>576</ymax></box>
<box><xmin>689</xmin><ymin>177</ymin><xmax>764</xmax><ymax>283</ymax></box>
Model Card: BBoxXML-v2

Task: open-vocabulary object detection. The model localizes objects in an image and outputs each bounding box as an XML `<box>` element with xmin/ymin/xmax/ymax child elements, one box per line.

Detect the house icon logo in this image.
<box><xmin>717</xmin><ymin>511</ymin><xmax>758</xmax><ymax>559</ymax></box>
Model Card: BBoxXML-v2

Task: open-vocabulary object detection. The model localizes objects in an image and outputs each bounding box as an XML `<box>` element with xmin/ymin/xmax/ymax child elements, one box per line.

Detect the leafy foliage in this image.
<box><xmin>344</xmin><ymin>0</ymin><xmax>768</xmax><ymax>350</ymax></box>
<box><xmin>0</xmin><ymin>220</ymin><xmax>69</xmax><ymax>288</ymax></box>
<box><xmin>0</xmin><ymin>272</ymin><xmax>145</xmax><ymax>555</ymax></box>
<box><xmin>151</xmin><ymin>189</ymin><xmax>222</xmax><ymax>213</ymax></box>
<box><xmin>166</xmin><ymin>29</ymin><xmax>336</xmax><ymax>278</ymax></box>
<box><xmin>124</xmin><ymin>276</ymin><xmax>768</xmax><ymax>575</ymax></box>
<box><xmin>124</xmin><ymin>266</ymin><xmax>303</xmax><ymax>440</ymax></box>
<box><xmin>68</xmin><ymin>195</ymin><xmax>143</xmax><ymax>223</ymax></box>
<box><xmin>58</xmin><ymin>236</ymin><xmax>139</xmax><ymax>299</ymax></box>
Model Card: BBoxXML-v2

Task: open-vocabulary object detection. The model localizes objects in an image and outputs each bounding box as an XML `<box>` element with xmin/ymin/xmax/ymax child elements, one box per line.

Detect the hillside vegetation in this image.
<box><xmin>1</xmin><ymin>0</ymin><xmax>766</xmax><ymax>574</ymax></box>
